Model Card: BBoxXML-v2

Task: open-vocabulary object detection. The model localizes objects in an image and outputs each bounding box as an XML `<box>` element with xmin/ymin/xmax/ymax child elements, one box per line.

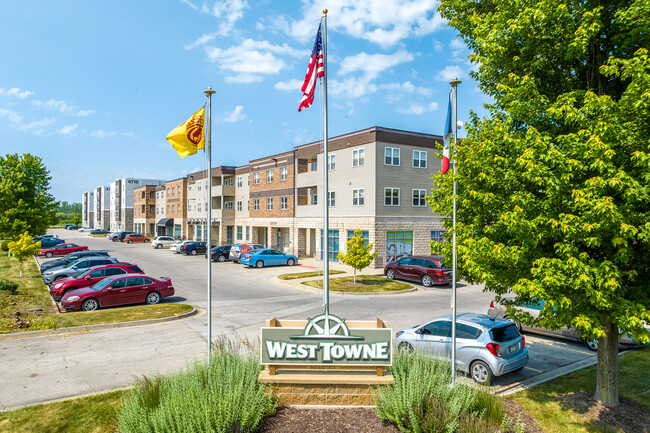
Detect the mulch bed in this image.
<box><xmin>558</xmin><ymin>392</ymin><xmax>650</xmax><ymax>433</ymax></box>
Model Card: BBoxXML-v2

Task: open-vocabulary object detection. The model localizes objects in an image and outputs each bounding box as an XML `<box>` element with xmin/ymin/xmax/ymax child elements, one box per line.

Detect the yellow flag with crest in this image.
<box><xmin>166</xmin><ymin>107</ymin><xmax>205</xmax><ymax>158</ymax></box>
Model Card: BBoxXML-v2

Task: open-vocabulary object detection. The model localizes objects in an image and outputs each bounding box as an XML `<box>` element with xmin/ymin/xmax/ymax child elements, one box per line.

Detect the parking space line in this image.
<box><xmin>526</xmin><ymin>339</ymin><xmax>595</xmax><ymax>356</ymax></box>
<box><xmin>523</xmin><ymin>366</ymin><xmax>543</xmax><ymax>373</ymax></box>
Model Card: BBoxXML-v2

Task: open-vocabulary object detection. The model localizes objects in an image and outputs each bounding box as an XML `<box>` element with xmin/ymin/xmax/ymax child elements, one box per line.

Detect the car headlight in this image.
<box><xmin>66</xmin><ymin>296</ymin><xmax>80</xmax><ymax>302</ymax></box>
<box><xmin>53</xmin><ymin>283</ymin><xmax>63</xmax><ymax>289</ymax></box>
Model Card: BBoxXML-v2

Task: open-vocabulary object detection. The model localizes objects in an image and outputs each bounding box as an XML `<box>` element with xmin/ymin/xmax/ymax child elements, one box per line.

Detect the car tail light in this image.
<box><xmin>434</xmin><ymin>270</ymin><xmax>445</xmax><ymax>275</ymax></box>
<box><xmin>486</xmin><ymin>343</ymin><xmax>500</xmax><ymax>357</ymax></box>
<box><xmin>522</xmin><ymin>336</ymin><xmax>525</xmax><ymax>349</ymax></box>
<box><xmin>489</xmin><ymin>300</ymin><xmax>494</xmax><ymax>309</ymax></box>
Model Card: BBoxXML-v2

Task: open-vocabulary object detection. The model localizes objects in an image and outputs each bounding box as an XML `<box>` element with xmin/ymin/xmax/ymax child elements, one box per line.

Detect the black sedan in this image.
<box><xmin>180</xmin><ymin>241</ymin><xmax>208</xmax><ymax>256</ymax></box>
<box><xmin>206</xmin><ymin>245</ymin><xmax>232</xmax><ymax>262</ymax></box>
<box><xmin>90</xmin><ymin>229</ymin><xmax>108</xmax><ymax>235</ymax></box>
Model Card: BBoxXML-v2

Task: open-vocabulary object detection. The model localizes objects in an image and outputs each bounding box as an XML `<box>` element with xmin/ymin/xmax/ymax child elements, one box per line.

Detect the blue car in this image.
<box><xmin>38</xmin><ymin>237</ymin><xmax>65</xmax><ymax>248</ymax></box>
<box><xmin>240</xmin><ymin>248</ymin><xmax>298</xmax><ymax>268</ymax></box>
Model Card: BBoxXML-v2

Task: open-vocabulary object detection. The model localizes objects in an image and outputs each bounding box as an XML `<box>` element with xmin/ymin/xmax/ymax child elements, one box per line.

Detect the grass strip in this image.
<box><xmin>277</xmin><ymin>269</ymin><xmax>345</xmax><ymax>280</ymax></box>
<box><xmin>56</xmin><ymin>303</ymin><xmax>194</xmax><ymax>328</ymax></box>
<box><xmin>301</xmin><ymin>275</ymin><xmax>412</xmax><ymax>292</ymax></box>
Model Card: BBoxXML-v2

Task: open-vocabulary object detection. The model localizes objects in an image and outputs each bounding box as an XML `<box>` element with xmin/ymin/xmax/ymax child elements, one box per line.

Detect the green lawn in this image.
<box><xmin>277</xmin><ymin>269</ymin><xmax>345</xmax><ymax>280</ymax></box>
<box><xmin>301</xmin><ymin>275</ymin><xmax>413</xmax><ymax>292</ymax></box>
<box><xmin>0</xmin><ymin>253</ymin><xmax>193</xmax><ymax>334</ymax></box>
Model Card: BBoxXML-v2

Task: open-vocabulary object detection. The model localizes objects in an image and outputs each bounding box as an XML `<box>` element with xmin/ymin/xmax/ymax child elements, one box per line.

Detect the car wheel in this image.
<box><xmin>81</xmin><ymin>298</ymin><xmax>99</xmax><ymax>312</ymax></box>
<box><xmin>287</xmin><ymin>258</ymin><xmax>295</xmax><ymax>266</ymax></box>
<box><xmin>127</xmin><ymin>240</ymin><xmax>132</xmax><ymax>244</ymax></box>
<box><xmin>190</xmin><ymin>250</ymin><xmax>197</xmax><ymax>256</ymax></box>
<box><xmin>584</xmin><ymin>339</ymin><xmax>598</xmax><ymax>351</ymax></box>
<box><xmin>143</xmin><ymin>239</ymin><xmax>149</xmax><ymax>243</ymax></box>
<box><xmin>217</xmin><ymin>255</ymin><xmax>226</xmax><ymax>262</ymax></box>
<box><xmin>470</xmin><ymin>360</ymin><xmax>493</xmax><ymax>384</ymax></box>
<box><xmin>256</xmin><ymin>260</ymin><xmax>264</xmax><ymax>268</ymax></box>
<box><xmin>422</xmin><ymin>275</ymin><xmax>433</xmax><ymax>287</ymax></box>
<box><xmin>45</xmin><ymin>252</ymin><xmax>53</xmax><ymax>258</ymax></box>
<box><xmin>386</xmin><ymin>269</ymin><xmax>396</xmax><ymax>280</ymax></box>
<box><xmin>398</xmin><ymin>342</ymin><xmax>413</xmax><ymax>352</ymax></box>
<box><xmin>156</xmin><ymin>244</ymin><xmax>162</xmax><ymax>249</ymax></box>
<box><xmin>146</xmin><ymin>291</ymin><xmax>161</xmax><ymax>305</ymax></box>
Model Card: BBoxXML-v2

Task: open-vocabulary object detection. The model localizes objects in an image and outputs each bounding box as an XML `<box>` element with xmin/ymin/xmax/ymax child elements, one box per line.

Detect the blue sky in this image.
<box><xmin>0</xmin><ymin>0</ymin><xmax>486</xmax><ymax>203</ymax></box>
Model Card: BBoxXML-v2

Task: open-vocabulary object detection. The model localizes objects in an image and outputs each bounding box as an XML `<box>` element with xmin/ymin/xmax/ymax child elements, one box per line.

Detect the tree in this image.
<box><xmin>337</xmin><ymin>229</ymin><xmax>378</xmax><ymax>283</ymax></box>
<box><xmin>0</xmin><ymin>154</ymin><xmax>58</xmax><ymax>238</ymax></box>
<box><xmin>8</xmin><ymin>232</ymin><xmax>41</xmax><ymax>277</ymax></box>
<box><xmin>432</xmin><ymin>0</ymin><xmax>650</xmax><ymax>407</ymax></box>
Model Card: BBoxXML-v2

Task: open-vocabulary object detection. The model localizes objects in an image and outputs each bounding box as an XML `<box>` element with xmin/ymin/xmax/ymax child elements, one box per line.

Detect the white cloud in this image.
<box><xmin>283</xmin><ymin>0</ymin><xmax>445</xmax><ymax>48</ymax></box>
<box><xmin>122</xmin><ymin>132</ymin><xmax>136</xmax><ymax>137</ymax></box>
<box><xmin>329</xmin><ymin>77</ymin><xmax>378</xmax><ymax>99</ymax></box>
<box><xmin>397</xmin><ymin>101</ymin><xmax>439</xmax><ymax>114</ymax></box>
<box><xmin>338</xmin><ymin>50</ymin><xmax>414</xmax><ymax>80</ymax></box>
<box><xmin>91</xmin><ymin>129</ymin><xmax>117</xmax><ymax>138</ymax></box>
<box><xmin>18</xmin><ymin>117</ymin><xmax>55</xmax><ymax>135</ymax></box>
<box><xmin>76</xmin><ymin>109</ymin><xmax>94</xmax><ymax>117</ymax></box>
<box><xmin>0</xmin><ymin>87</ymin><xmax>34</xmax><ymax>99</ymax></box>
<box><xmin>274</xmin><ymin>79</ymin><xmax>303</xmax><ymax>92</ymax></box>
<box><xmin>205</xmin><ymin>39</ymin><xmax>304</xmax><ymax>83</ymax></box>
<box><xmin>0</xmin><ymin>108</ymin><xmax>23</xmax><ymax>124</ymax></box>
<box><xmin>221</xmin><ymin>105</ymin><xmax>246</xmax><ymax>123</ymax></box>
<box><xmin>450</xmin><ymin>39</ymin><xmax>465</xmax><ymax>50</ymax></box>
<box><xmin>435</xmin><ymin>65</ymin><xmax>468</xmax><ymax>82</ymax></box>
<box><xmin>432</xmin><ymin>40</ymin><xmax>443</xmax><ymax>52</ymax></box>
<box><xmin>185</xmin><ymin>32</ymin><xmax>219</xmax><ymax>50</ymax></box>
<box><xmin>179</xmin><ymin>0</ymin><xmax>199</xmax><ymax>10</ymax></box>
<box><xmin>379</xmin><ymin>81</ymin><xmax>431</xmax><ymax>96</ymax></box>
<box><xmin>33</xmin><ymin>99</ymin><xmax>76</xmax><ymax>113</ymax></box>
<box><xmin>202</xmin><ymin>0</ymin><xmax>249</xmax><ymax>35</ymax></box>
<box><xmin>57</xmin><ymin>123</ymin><xmax>78</xmax><ymax>134</ymax></box>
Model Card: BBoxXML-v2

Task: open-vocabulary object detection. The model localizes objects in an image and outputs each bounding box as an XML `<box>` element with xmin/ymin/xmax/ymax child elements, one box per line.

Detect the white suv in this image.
<box><xmin>151</xmin><ymin>236</ymin><xmax>176</xmax><ymax>249</ymax></box>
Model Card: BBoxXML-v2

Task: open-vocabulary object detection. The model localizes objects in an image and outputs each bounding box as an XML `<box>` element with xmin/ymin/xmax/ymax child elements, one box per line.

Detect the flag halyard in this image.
<box><xmin>298</xmin><ymin>24</ymin><xmax>325</xmax><ymax>112</ymax></box>
<box><xmin>166</xmin><ymin>107</ymin><xmax>205</xmax><ymax>158</ymax></box>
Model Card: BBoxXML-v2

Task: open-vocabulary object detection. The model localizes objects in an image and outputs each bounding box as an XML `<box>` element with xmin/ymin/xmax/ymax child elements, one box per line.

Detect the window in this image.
<box><xmin>328</xmin><ymin>191</ymin><xmax>335</xmax><ymax>207</ymax></box>
<box><xmin>281</xmin><ymin>196</ymin><xmax>288</xmax><ymax>210</ymax></box>
<box><xmin>177</xmin><ymin>186</ymin><xmax>180</xmax><ymax>195</ymax></box>
<box><xmin>431</xmin><ymin>230</ymin><xmax>446</xmax><ymax>243</ymax></box>
<box><xmin>167</xmin><ymin>188</ymin><xmax>170</xmax><ymax>196</ymax></box>
<box><xmin>171</xmin><ymin>204</ymin><xmax>175</xmax><ymax>214</ymax></box>
<box><xmin>267</xmin><ymin>198</ymin><xmax>273</xmax><ymax>210</ymax></box>
<box><xmin>386</xmin><ymin>230</ymin><xmax>413</xmax><ymax>262</ymax></box>
<box><xmin>253</xmin><ymin>198</ymin><xmax>259</xmax><ymax>211</ymax></box>
<box><xmin>328</xmin><ymin>154</ymin><xmax>335</xmax><ymax>171</ymax></box>
<box><xmin>457</xmin><ymin>323</ymin><xmax>483</xmax><ymax>340</ymax></box>
<box><xmin>347</xmin><ymin>230</ymin><xmax>369</xmax><ymax>247</ymax></box>
<box><xmin>413</xmin><ymin>189</ymin><xmax>427</xmax><ymax>207</ymax></box>
<box><xmin>236</xmin><ymin>201</ymin><xmax>242</xmax><ymax>211</ymax></box>
<box><xmin>385</xmin><ymin>147</ymin><xmax>400</xmax><ymax>165</ymax></box>
<box><xmin>352</xmin><ymin>188</ymin><xmax>365</xmax><ymax>206</ymax></box>
<box><xmin>320</xmin><ymin>229</ymin><xmax>340</xmax><ymax>262</ymax></box>
<box><xmin>310</xmin><ymin>160</ymin><xmax>317</xmax><ymax>171</ymax></box>
<box><xmin>267</xmin><ymin>169</ymin><xmax>273</xmax><ymax>183</ymax></box>
<box><xmin>237</xmin><ymin>176</ymin><xmax>242</xmax><ymax>187</ymax></box>
<box><xmin>422</xmin><ymin>321</ymin><xmax>452</xmax><ymax>337</ymax></box>
<box><xmin>281</xmin><ymin>167</ymin><xmax>288</xmax><ymax>180</ymax></box>
<box><xmin>197</xmin><ymin>203</ymin><xmax>201</xmax><ymax>212</ymax></box>
<box><xmin>384</xmin><ymin>188</ymin><xmax>400</xmax><ymax>206</ymax></box>
<box><xmin>247</xmin><ymin>201</ymin><xmax>249</xmax><ymax>211</ymax></box>
<box><xmin>247</xmin><ymin>174</ymin><xmax>250</xmax><ymax>185</ymax></box>
<box><xmin>245</xmin><ymin>226</ymin><xmax>250</xmax><ymax>240</ymax></box>
<box><xmin>254</xmin><ymin>172</ymin><xmax>259</xmax><ymax>184</ymax></box>
<box><xmin>166</xmin><ymin>205</ymin><xmax>170</xmax><ymax>214</ymax></box>
<box><xmin>353</xmin><ymin>148</ymin><xmax>365</xmax><ymax>167</ymax></box>
<box><xmin>224</xmin><ymin>201</ymin><xmax>234</xmax><ymax>210</ymax></box>
<box><xmin>150</xmin><ymin>205</ymin><xmax>155</xmax><ymax>213</ymax></box>
<box><xmin>236</xmin><ymin>226</ymin><xmax>243</xmax><ymax>241</ymax></box>
<box><xmin>311</xmin><ymin>193</ymin><xmax>317</xmax><ymax>205</ymax></box>
<box><xmin>413</xmin><ymin>150</ymin><xmax>427</xmax><ymax>168</ymax></box>
<box><xmin>225</xmin><ymin>177</ymin><xmax>234</xmax><ymax>185</ymax></box>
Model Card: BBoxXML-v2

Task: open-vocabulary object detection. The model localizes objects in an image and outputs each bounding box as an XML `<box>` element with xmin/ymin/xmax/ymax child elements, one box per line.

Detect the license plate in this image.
<box><xmin>509</xmin><ymin>344</ymin><xmax>517</xmax><ymax>353</ymax></box>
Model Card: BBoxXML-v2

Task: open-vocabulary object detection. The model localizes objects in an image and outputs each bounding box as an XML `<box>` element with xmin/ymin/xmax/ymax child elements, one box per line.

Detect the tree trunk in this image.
<box><xmin>353</xmin><ymin>269</ymin><xmax>356</xmax><ymax>284</ymax></box>
<box><xmin>594</xmin><ymin>314</ymin><xmax>619</xmax><ymax>407</ymax></box>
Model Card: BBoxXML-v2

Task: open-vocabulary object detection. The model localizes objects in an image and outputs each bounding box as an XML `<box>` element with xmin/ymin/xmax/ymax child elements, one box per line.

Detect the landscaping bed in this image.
<box><xmin>301</xmin><ymin>275</ymin><xmax>413</xmax><ymax>292</ymax></box>
<box><xmin>277</xmin><ymin>270</ymin><xmax>345</xmax><ymax>280</ymax></box>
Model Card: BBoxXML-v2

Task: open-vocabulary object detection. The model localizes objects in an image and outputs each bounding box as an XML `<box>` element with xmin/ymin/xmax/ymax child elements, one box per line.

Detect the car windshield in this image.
<box><xmin>64</xmin><ymin>261</ymin><xmax>79</xmax><ymax>269</ymax></box>
<box><xmin>490</xmin><ymin>324</ymin><xmax>520</xmax><ymax>342</ymax></box>
<box><xmin>90</xmin><ymin>277</ymin><xmax>114</xmax><ymax>291</ymax></box>
<box><xmin>77</xmin><ymin>269</ymin><xmax>93</xmax><ymax>278</ymax></box>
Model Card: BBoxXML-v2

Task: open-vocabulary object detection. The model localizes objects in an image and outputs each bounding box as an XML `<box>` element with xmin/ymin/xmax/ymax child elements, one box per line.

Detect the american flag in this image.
<box><xmin>298</xmin><ymin>23</ymin><xmax>324</xmax><ymax>112</ymax></box>
<box><xmin>441</xmin><ymin>90</ymin><xmax>452</xmax><ymax>174</ymax></box>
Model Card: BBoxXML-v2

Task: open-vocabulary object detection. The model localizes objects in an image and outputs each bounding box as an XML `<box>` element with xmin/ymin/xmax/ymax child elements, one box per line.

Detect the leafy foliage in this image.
<box><xmin>433</xmin><ymin>0</ymin><xmax>650</xmax><ymax>406</ymax></box>
<box><xmin>8</xmin><ymin>232</ymin><xmax>41</xmax><ymax>277</ymax></box>
<box><xmin>1</xmin><ymin>240</ymin><xmax>10</xmax><ymax>251</ymax></box>
<box><xmin>0</xmin><ymin>153</ymin><xmax>58</xmax><ymax>238</ymax></box>
<box><xmin>0</xmin><ymin>279</ymin><xmax>19</xmax><ymax>295</ymax></box>
<box><xmin>337</xmin><ymin>228</ymin><xmax>378</xmax><ymax>283</ymax></box>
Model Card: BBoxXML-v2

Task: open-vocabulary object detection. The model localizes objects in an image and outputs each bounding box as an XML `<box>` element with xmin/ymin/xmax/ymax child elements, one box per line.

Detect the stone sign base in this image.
<box><xmin>258</xmin><ymin>369</ymin><xmax>394</xmax><ymax>406</ymax></box>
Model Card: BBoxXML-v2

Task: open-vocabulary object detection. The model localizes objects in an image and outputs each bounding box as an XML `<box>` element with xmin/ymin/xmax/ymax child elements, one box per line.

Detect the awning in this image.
<box><xmin>157</xmin><ymin>218</ymin><xmax>174</xmax><ymax>227</ymax></box>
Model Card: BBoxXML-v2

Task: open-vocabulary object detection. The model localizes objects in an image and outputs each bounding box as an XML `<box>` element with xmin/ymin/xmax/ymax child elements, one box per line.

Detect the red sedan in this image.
<box><xmin>60</xmin><ymin>273</ymin><xmax>175</xmax><ymax>311</ymax></box>
<box><xmin>384</xmin><ymin>255</ymin><xmax>452</xmax><ymax>287</ymax></box>
<box><xmin>38</xmin><ymin>243</ymin><xmax>88</xmax><ymax>258</ymax></box>
<box><xmin>49</xmin><ymin>263</ymin><xmax>144</xmax><ymax>301</ymax></box>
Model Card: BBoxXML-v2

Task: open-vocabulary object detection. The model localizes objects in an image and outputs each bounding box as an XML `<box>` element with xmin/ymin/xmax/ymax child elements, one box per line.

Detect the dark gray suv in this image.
<box><xmin>42</xmin><ymin>257</ymin><xmax>119</xmax><ymax>285</ymax></box>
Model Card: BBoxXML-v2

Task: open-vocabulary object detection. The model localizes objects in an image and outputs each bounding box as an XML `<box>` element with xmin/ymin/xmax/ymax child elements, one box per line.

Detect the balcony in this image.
<box><xmin>296</xmin><ymin>169</ymin><xmax>321</xmax><ymax>188</ymax></box>
<box><xmin>211</xmin><ymin>184</ymin><xmax>235</xmax><ymax>197</ymax></box>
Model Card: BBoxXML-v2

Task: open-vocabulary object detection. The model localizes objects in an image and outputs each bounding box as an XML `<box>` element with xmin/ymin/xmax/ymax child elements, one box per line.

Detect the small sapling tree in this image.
<box><xmin>337</xmin><ymin>228</ymin><xmax>378</xmax><ymax>283</ymax></box>
<box><xmin>8</xmin><ymin>232</ymin><xmax>41</xmax><ymax>277</ymax></box>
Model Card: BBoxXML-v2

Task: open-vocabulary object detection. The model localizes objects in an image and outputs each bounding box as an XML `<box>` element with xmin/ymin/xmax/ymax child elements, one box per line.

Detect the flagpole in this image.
<box><xmin>321</xmin><ymin>10</ymin><xmax>329</xmax><ymax>315</ymax></box>
<box><xmin>204</xmin><ymin>87</ymin><xmax>215</xmax><ymax>363</ymax></box>
<box><xmin>449</xmin><ymin>78</ymin><xmax>461</xmax><ymax>385</ymax></box>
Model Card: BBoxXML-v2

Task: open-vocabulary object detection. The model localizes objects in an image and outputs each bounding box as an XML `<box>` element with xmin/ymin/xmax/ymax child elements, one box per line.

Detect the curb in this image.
<box><xmin>0</xmin><ymin>306</ymin><xmax>202</xmax><ymax>340</ymax></box>
<box><xmin>271</xmin><ymin>275</ymin><xmax>420</xmax><ymax>296</ymax></box>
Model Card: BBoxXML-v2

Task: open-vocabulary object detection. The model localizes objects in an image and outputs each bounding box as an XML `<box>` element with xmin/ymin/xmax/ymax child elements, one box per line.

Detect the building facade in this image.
<box><xmin>163</xmin><ymin>178</ymin><xmax>188</xmax><ymax>239</ymax></box>
<box><xmin>81</xmin><ymin>191</ymin><xmax>94</xmax><ymax>228</ymax></box>
<box><xmin>93</xmin><ymin>185</ymin><xmax>111</xmax><ymax>230</ymax></box>
<box><xmin>109</xmin><ymin>178</ymin><xmax>166</xmax><ymax>232</ymax></box>
<box><xmin>133</xmin><ymin>185</ymin><xmax>158</xmax><ymax>236</ymax></box>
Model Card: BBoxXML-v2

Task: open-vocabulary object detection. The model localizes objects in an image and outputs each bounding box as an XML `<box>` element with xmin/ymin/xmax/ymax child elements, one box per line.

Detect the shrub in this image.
<box><xmin>0</xmin><ymin>280</ymin><xmax>19</xmax><ymax>295</ymax></box>
<box><xmin>117</xmin><ymin>338</ymin><xmax>276</xmax><ymax>433</ymax></box>
<box><xmin>1</xmin><ymin>240</ymin><xmax>10</xmax><ymax>251</ymax></box>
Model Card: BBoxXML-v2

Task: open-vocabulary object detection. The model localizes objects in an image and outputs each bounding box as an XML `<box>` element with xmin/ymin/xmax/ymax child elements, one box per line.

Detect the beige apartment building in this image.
<box><xmin>164</xmin><ymin>178</ymin><xmax>188</xmax><ymax>239</ymax></box>
<box><xmin>133</xmin><ymin>185</ymin><xmax>158</xmax><ymax>236</ymax></box>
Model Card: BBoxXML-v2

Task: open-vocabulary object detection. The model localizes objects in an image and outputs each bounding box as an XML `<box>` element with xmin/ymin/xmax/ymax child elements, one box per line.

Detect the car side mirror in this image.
<box><xmin>415</xmin><ymin>328</ymin><xmax>422</xmax><ymax>334</ymax></box>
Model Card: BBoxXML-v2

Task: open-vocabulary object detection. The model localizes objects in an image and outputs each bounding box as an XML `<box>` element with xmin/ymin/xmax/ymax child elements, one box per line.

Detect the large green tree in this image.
<box><xmin>0</xmin><ymin>154</ymin><xmax>58</xmax><ymax>238</ymax></box>
<box><xmin>432</xmin><ymin>0</ymin><xmax>650</xmax><ymax>407</ymax></box>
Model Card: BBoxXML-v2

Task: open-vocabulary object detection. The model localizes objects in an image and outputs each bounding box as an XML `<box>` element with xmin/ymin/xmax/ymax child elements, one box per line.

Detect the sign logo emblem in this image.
<box><xmin>291</xmin><ymin>310</ymin><xmax>363</xmax><ymax>340</ymax></box>
<box><xmin>185</xmin><ymin>113</ymin><xmax>203</xmax><ymax>146</ymax></box>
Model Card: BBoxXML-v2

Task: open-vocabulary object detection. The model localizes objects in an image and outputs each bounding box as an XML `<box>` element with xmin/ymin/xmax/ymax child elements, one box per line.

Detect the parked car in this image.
<box><xmin>240</xmin><ymin>248</ymin><xmax>298</xmax><ymax>268</ymax></box>
<box><xmin>170</xmin><ymin>240</ymin><xmax>192</xmax><ymax>253</ymax></box>
<box><xmin>38</xmin><ymin>243</ymin><xmax>88</xmax><ymax>258</ymax></box>
<box><xmin>207</xmin><ymin>245</ymin><xmax>232</xmax><ymax>262</ymax></box>
<box><xmin>230</xmin><ymin>243</ymin><xmax>264</xmax><ymax>263</ymax></box>
<box><xmin>60</xmin><ymin>273</ymin><xmax>175</xmax><ymax>312</ymax></box>
<box><xmin>78</xmin><ymin>227</ymin><xmax>93</xmax><ymax>233</ymax></box>
<box><xmin>49</xmin><ymin>263</ymin><xmax>144</xmax><ymax>301</ymax></box>
<box><xmin>66</xmin><ymin>225</ymin><xmax>81</xmax><ymax>230</ymax></box>
<box><xmin>384</xmin><ymin>255</ymin><xmax>452</xmax><ymax>287</ymax></box>
<box><xmin>38</xmin><ymin>238</ymin><xmax>66</xmax><ymax>249</ymax></box>
<box><xmin>112</xmin><ymin>231</ymin><xmax>135</xmax><ymax>242</ymax></box>
<box><xmin>42</xmin><ymin>257</ymin><xmax>119</xmax><ymax>285</ymax></box>
<box><xmin>107</xmin><ymin>232</ymin><xmax>119</xmax><ymax>240</ymax></box>
<box><xmin>40</xmin><ymin>251</ymin><xmax>110</xmax><ymax>273</ymax></box>
<box><xmin>151</xmin><ymin>236</ymin><xmax>176</xmax><ymax>249</ymax></box>
<box><xmin>64</xmin><ymin>224</ymin><xmax>75</xmax><ymax>230</ymax></box>
<box><xmin>487</xmin><ymin>298</ymin><xmax>650</xmax><ymax>351</ymax></box>
<box><xmin>180</xmin><ymin>241</ymin><xmax>207</xmax><ymax>256</ymax></box>
<box><xmin>90</xmin><ymin>229</ymin><xmax>108</xmax><ymax>235</ymax></box>
<box><xmin>124</xmin><ymin>233</ymin><xmax>150</xmax><ymax>244</ymax></box>
<box><xmin>33</xmin><ymin>234</ymin><xmax>59</xmax><ymax>242</ymax></box>
<box><xmin>395</xmin><ymin>313</ymin><xmax>528</xmax><ymax>384</ymax></box>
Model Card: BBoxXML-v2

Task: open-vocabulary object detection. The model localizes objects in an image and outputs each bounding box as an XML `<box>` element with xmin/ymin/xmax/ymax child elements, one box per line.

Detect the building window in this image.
<box><xmin>247</xmin><ymin>201</ymin><xmax>250</xmax><ymax>211</ymax></box>
<box><xmin>353</xmin><ymin>149</ymin><xmax>365</xmax><ymax>167</ymax></box>
<box><xmin>281</xmin><ymin>166</ymin><xmax>288</xmax><ymax>181</ymax></box>
<box><xmin>385</xmin><ymin>147</ymin><xmax>400</xmax><ymax>165</ymax></box>
<box><xmin>267</xmin><ymin>198</ymin><xmax>273</xmax><ymax>210</ymax></box>
<box><xmin>281</xmin><ymin>196</ymin><xmax>288</xmax><ymax>210</ymax></box>
<box><xmin>386</xmin><ymin>230</ymin><xmax>413</xmax><ymax>263</ymax></box>
<box><xmin>167</xmin><ymin>188</ymin><xmax>170</xmax><ymax>196</ymax></box>
<box><xmin>225</xmin><ymin>201</ymin><xmax>234</xmax><ymax>210</ymax></box>
<box><xmin>247</xmin><ymin>174</ymin><xmax>250</xmax><ymax>185</ymax></box>
<box><xmin>311</xmin><ymin>193</ymin><xmax>317</xmax><ymax>205</ymax></box>
<box><xmin>245</xmin><ymin>226</ymin><xmax>250</xmax><ymax>240</ymax></box>
<box><xmin>225</xmin><ymin>177</ymin><xmax>234</xmax><ymax>185</ymax></box>
<box><xmin>352</xmin><ymin>188</ymin><xmax>365</xmax><ymax>206</ymax></box>
<box><xmin>328</xmin><ymin>154</ymin><xmax>335</xmax><ymax>171</ymax></box>
<box><xmin>320</xmin><ymin>229</ymin><xmax>340</xmax><ymax>262</ymax></box>
<box><xmin>196</xmin><ymin>224</ymin><xmax>202</xmax><ymax>241</ymax></box>
<box><xmin>254</xmin><ymin>172</ymin><xmax>260</xmax><ymax>184</ymax></box>
<box><xmin>253</xmin><ymin>198</ymin><xmax>259</xmax><ymax>211</ymax></box>
<box><xmin>431</xmin><ymin>230</ymin><xmax>446</xmax><ymax>243</ymax></box>
<box><xmin>197</xmin><ymin>203</ymin><xmax>201</xmax><ymax>212</ymax></box>
<box><xmin>150</xmin><ymin>205</ymin><xmax>155</xmax><ymax>213</ymax></box>
<box><xmin>347</xmin><ymin>230</ymin><xmax>369</xmax><ymax>247</ymax></box>
<box><xmin>236</xmin><ymin>201</ymin><xmax>242</xmax><ymax>211</ymax></box>
<box><xmin>413</xmin><ymin>150</ymin><xmax>427</xmax><ymax>168</ymax></box>
<box><xmin>328</xmin><ymin>191</ymin><xmax>335</xmax><ymax>207</ymax></box>
<box><xmin>236</xmin><ymin>226</ymin><xmax>243</xmax><ymax>241</ymax></box>
<box><xmin>197</xmin><ymin>182</ymin><xmax>201</xmax><ymax>191</ymax></box>
<box><xmin>311</xmin><ymin>160</ymin><xmax>317</xmax><ymax>171</ymax></box>
<box><xmin>177</xmin><ymin>186</ymin><xmax>180</xmax><ymax>195</ymax></box>
<box><xmin>166</xmin><ymin>205</ymin><xmax>170</xmax><ymax>214</ymax></box>
<box><xmin>384</xmin><ymin>188</ymin><xmax>400</xmax><ymax>206</ymax></box>
<box><xmin>237</xmin><ymin>176</ymin><xmax>242</xmax><ymax>187</ymax></box>
<box><xmin>413</xmin><ymin>189</ymin><xmax>427</xmax><ymax>207</ymax></box>
<box><xmin>267</xmin><ymin>169</ymin><xmax>273</xmax><ymax>183</ymax></box>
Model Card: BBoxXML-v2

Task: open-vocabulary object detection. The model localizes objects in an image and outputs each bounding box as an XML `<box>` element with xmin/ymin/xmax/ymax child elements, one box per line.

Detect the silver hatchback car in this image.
<box><xmin>395</xmin><ymin>312</ymin><xmax>528</xmax><ymax>384</ymax></box>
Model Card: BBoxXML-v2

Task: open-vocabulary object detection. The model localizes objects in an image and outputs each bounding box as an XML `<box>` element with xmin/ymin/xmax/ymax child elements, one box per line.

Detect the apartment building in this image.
<box><xmin>163</xmin><ymin>178</ymin><xmax>188</xmax><ymax>239</ymax></box>
<box><xmin>81</xmin><ymin>191</ymin><xmax>93</xmax><ymax>228</ymax></box>
<box><xmin>234</xmin><ymin>165</ymin><xmax>251</xmax><ymax>244</ymax></box>
<box><xmin>93</xmin><ymin>185</ymin><xmax>111</xmax><ymax>230</ymax></box>
<box><xmin>133</xmin><ymin>185</ymin><xmax>158</xmax><ymax>236</ymax></box>
<box><xmin>154</xmin><ymin>186</ymin><xmax>170</xmax><ymax>236</ymax></box>
<box><xmin>109</xmin><ymin>178</ymin><xmax>166</xmax><ymax>232</ymax></box>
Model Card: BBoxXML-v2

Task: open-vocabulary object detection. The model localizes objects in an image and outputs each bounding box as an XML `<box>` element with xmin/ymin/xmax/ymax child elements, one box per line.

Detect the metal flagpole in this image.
<box><xmin>321</xmin><ymin>10</ymin><xmax>329</xmax><ymax>315</ymax></box>
<box><xmin>204</xmin><ymin>87</ymin><xmax>215</xmax><ymax>363</ymax></box>
<box><xmin>449</xmin><ymin>78</ymin><xmax>461</xmax><ymax>385</ymax></box>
